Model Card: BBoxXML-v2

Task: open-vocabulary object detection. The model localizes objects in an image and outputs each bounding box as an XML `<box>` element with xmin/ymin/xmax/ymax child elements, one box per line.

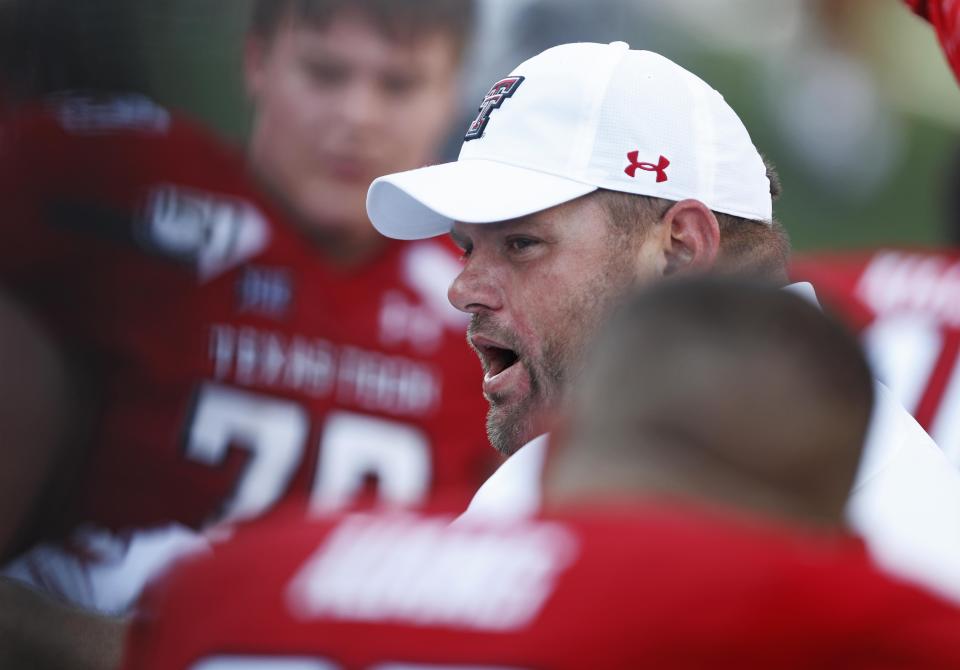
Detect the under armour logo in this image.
<box><xmin>625</xmin><ymin>152</ymin><xmax>670</xmax><ymax>183</ymax></box>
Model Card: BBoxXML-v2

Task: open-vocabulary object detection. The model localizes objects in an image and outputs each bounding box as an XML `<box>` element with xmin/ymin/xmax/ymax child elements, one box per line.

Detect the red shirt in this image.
<box><xmin>124</xmin><ymin>502</ymin><xmax>960</xmax><ymax>670</ymax></box>
<box><xmin>905</xmin><ymin>0</ymin><xmax>960</xmax><ymax>83</ymax></box>
<box><xmin>0</xmin><ymin>94</ymin><xmax>493</xmax><ymax>535</ymax></box>
<box><xmin>792</xmin><ymin>249</ymin><xmax>960</xmax><ymax>466</ymax></box>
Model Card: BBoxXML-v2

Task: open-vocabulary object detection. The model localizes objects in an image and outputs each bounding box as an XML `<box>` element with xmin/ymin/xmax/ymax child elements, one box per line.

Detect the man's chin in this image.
<box><xmin>485</xmin><ymin>400</ymin><xmax>544</xmax><ymax>457</ymax></box>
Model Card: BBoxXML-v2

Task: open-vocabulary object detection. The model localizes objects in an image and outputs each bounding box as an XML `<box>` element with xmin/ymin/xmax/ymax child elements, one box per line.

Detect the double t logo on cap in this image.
<box><xmin>625</xmin><ymin>151</ymin><xmax>670</xmax><ymax>183</ymax></box>
<box><xmin>464</xmin><ymin>77</ymin><xmax>525</xmax><ymax>141</ymax></box>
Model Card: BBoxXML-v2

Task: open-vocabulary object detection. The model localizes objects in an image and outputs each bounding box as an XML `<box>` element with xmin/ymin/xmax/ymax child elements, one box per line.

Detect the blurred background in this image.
<box><xmin>5</xmin><ymin>0</ymin><xmax>960</xmax><ymax>250</ymax></box>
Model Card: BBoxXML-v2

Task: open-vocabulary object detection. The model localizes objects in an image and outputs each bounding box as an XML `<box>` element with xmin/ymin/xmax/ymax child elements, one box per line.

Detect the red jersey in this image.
<box><xmin>792</xmin><ymin>249</ymin><xmax>960</xmax><ymax>467</ymax></box>
<box><xmin>0</xmin><ymin>94</ymin><xmax>493</xmax><ymax>535</ymax></box>
<box><xmin>124</xmin><ymin>503</ymin><xmax>960</xmax><ymax>670</ymax></box>
<box><xmin>905</xmin><ymin>0</ymin><xmax>960</xmax><ymax>84</ymax></box>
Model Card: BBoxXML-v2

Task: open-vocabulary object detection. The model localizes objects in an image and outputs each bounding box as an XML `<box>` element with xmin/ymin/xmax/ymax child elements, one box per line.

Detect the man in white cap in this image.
<box><xmin>367</xmin><ymin>41</ymin><xmax>960</xmax><ymax>601</ymax></box>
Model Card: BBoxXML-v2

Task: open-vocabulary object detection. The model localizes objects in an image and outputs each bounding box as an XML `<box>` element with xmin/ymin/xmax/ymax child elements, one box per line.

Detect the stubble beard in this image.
<box><xmin>468</xmin><ymin>313</ymin><xmax>551</xmax><ymax>456</ymax></box>
<box><xmin>482</xmin><ymin>245</ymin><xmax>639</xmax><ymax>456</ymax></box>
<box><xmin>484</xmin><ymin>343</ymin><xmax>565</xmax><ymax>457</ymax></box>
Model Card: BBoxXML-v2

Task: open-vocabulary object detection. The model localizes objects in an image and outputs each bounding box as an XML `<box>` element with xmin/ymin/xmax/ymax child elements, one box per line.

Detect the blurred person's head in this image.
<box><xmin>244</xmin><ymin>0</ymin><xmax>474</xmax><ymax>260</ymax></box>
<box><xmin>545</xmin><ymin>278</ymin><xmax>874</xmax><ymax>528</ymax></box>
<box><xmin>367</xmin><ymin>43</ymin><xmax>789</xmax><ymax>455</ymax></box>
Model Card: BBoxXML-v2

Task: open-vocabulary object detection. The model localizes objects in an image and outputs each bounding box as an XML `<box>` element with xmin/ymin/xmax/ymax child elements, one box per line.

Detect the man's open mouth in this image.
<box><xmin>471</xmin><ymin>336</ymin><xmax>521</xmax><ymax>379</ymax></box>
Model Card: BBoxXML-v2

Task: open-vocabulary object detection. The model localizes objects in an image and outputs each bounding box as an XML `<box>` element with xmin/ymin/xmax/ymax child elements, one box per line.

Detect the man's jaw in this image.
<box><xmin>486</xmin><ymin>396</ymin><xmax>548</xmax><ymax>457</ymax></box>
<box><xmin>468</xmin><ymin>318</ymin><xmax>559</xmax><ymax>453</ymax></box>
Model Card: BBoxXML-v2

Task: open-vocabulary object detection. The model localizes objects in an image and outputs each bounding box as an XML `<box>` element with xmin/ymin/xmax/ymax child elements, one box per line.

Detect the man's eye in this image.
<box><xmin>304</xmin><ymin>61</ymin><xmax>349</xmax><ymax>86</ymax></box>
<box><xmin>507</xmin><ymin>237</ymin><xmax>537</xmax><ymax>252</ymax></box>
<box><xmin>453</xmin><ymin>239</ymin><xmax>472</xmax><ymax>260</ymax></box>
<box><xmin>381</xmin><ymin>73</ymin><xmax>419</xmax><ymax>96</ymax></box>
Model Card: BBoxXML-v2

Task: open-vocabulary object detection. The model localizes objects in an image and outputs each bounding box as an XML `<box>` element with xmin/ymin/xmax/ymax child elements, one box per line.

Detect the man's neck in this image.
<box><xmin>294</xmin><ymin>223</ymin><xmax>393</xmax><ymax>269</ymax></box>
<box><xmin>545</xmin><ymin>447</ymin><xmax>846</xmax><ymax>531</ymax></box>
<box><xmin>249</xmin><ymin>166</ymin><xmax>393</xmax><ymax>269</ymax></box>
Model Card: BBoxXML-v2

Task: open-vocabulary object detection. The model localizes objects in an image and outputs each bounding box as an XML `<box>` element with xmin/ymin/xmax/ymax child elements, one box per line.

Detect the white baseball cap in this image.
<box><xmin>367</xmin><ymin>41</ymin><xmax>772</xmax><ymax>240</ymax></box>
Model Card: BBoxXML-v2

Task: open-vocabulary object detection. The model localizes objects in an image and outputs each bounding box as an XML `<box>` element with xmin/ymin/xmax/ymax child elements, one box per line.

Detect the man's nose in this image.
<box><xmin>448</xmin><ymin>259</ymin><xmax>503</xmax><ymax>315</ymax></box>
<box><xmin>337</xmin><ymin>80</ymin><xmax>383</xmax><ymax>129</ymax></box>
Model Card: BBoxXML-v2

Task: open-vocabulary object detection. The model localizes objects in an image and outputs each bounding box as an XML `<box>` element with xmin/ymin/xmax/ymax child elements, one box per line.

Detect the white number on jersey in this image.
<box><xmin>186</xmin><ymin>383</ymin><xmax>309</xmax><ymax>521</ymax></box>
<box><xmin>863</xmin><ymin>315</ymin><xmax>960</xmax><ymax>466</ymax></box>
<box><xmin>311</xmin><ymin>411</ymin><xmax>430</xmax><ymax>512</ymax></box>
<box><xmin>191</xmin><ymin>659</ymin><xmax>335</xmax><ymax>670</ymax></box>
<box><xmin>185</xmin><ymin>383</ymin><xmax>431</xmax><ymax>523</ymax></box>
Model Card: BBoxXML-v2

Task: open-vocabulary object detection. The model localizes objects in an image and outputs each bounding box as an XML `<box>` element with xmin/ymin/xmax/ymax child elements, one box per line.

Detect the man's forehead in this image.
<box><xmin>286</xmin><ymin>23</ymin><xmax>458</xmax><ymax>87</ymax></box>
<box><xmin>280</xmin><ymin>8</ymin><xmax>458</xmax><ymax>59</ymax></box>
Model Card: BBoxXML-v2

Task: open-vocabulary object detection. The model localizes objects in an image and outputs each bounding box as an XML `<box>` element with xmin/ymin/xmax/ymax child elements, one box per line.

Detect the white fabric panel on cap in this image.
<box><xmin>368</xmin><ymin>42</ymin><xmax>773</xmax><ymax>240</ymax></box>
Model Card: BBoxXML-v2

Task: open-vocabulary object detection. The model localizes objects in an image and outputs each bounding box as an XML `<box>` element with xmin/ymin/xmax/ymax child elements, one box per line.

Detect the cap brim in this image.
<box><xmin>367</xmin><ymin>159</ymin><xmax>598</xmax><ymax>240</ymax></box>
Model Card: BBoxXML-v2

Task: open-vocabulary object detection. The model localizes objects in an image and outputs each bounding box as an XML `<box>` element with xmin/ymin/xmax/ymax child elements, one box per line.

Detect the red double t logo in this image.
<box><xmin>624</xmin><ymin>151</ymin><xmax>670</xmax><ymax>183</ymax></box>
<box><xmin>464</xmin><ymin>76</ymin><xmax>525</xmax><ymax>141</ymax></box>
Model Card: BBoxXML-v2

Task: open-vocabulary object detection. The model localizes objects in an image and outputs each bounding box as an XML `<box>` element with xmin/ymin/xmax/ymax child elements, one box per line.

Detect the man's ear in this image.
<box><xmin>661</xmin><ymin>199</ymin><xmax>720</xmax><ymax>276</ymax></box>
<box><xmin>243</xmin><ymin>35</ymin><xmax>269</xmax><ymax>101</ymax></box>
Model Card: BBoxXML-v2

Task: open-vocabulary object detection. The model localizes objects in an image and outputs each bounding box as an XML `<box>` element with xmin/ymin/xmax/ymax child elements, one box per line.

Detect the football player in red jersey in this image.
<box><xmin>122</xmin><ymin>280</ymin><xmax>960</xmax><ymax>670</ymax></box>
<box><xmin>791</xmin><ymin>249</ymin><xmax>960</xmax><ymax>468</ymax></box>
<box><xmin>0</xmin><ymin>0</ymin><xmax>490</xmax><ymax>619</ymax></box>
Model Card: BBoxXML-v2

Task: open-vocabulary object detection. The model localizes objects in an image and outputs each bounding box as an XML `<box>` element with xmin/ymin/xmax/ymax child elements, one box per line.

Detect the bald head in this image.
<box><xmin>547</xmin><ymin>278</ymin><xmax>874</xmax><ymax>527</ymax></box>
